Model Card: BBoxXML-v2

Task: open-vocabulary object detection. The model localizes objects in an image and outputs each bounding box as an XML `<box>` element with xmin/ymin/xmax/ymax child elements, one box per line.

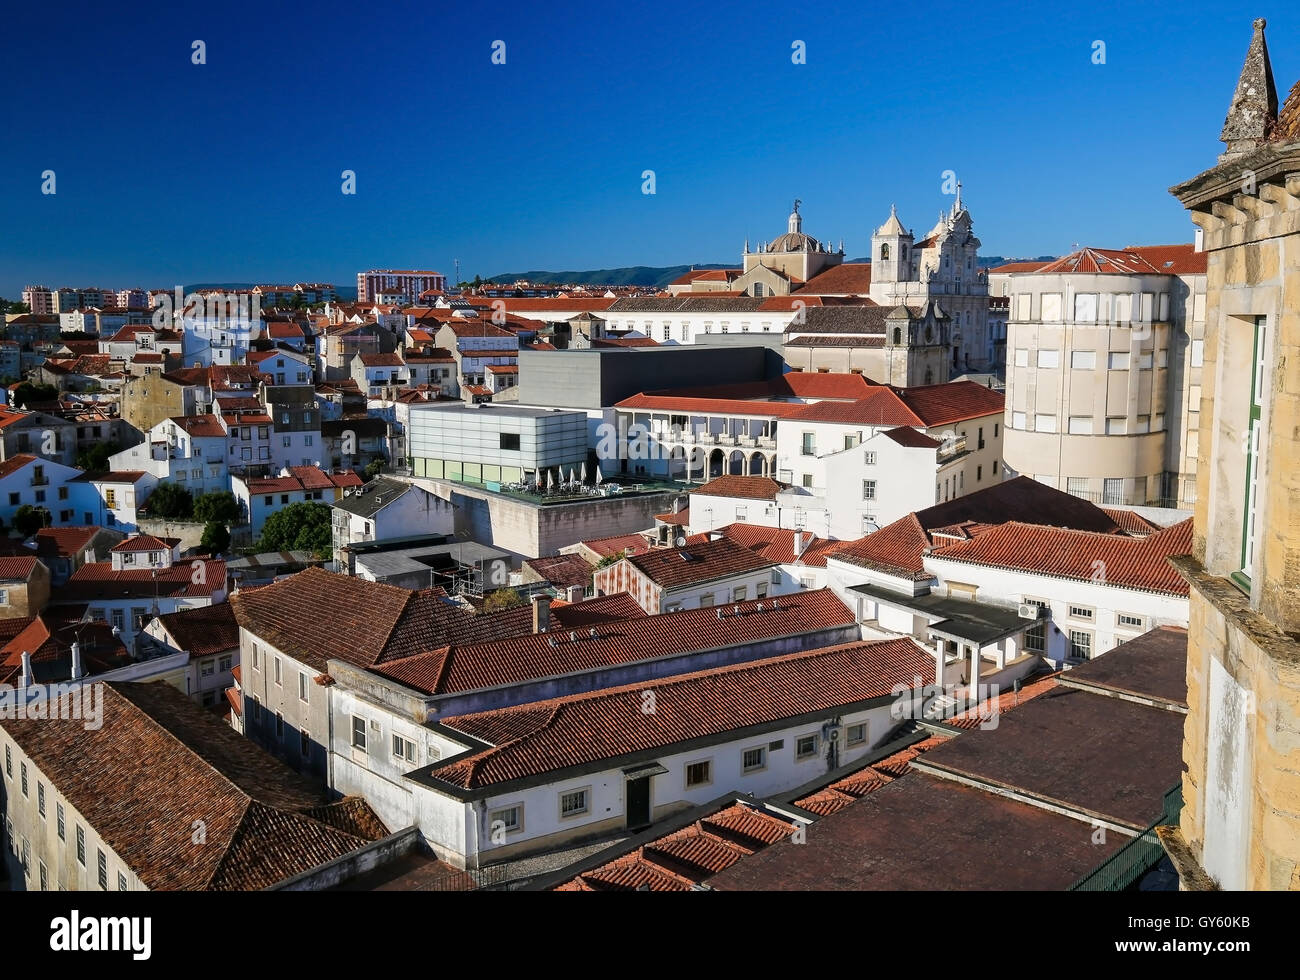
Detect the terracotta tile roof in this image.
<box><xmin>987</xmin><ymin>260</ymin><xmax>1052</xmax><ymax>274</ymax></box>
<box><xmin>430</xmin><ymin>637</ymin><xmax>932</xmax><ymax>790</ymax></box>
<box><xmin>794</xmin><ymin>263</ymin><xmax>873</xmax><ymax>296</ymax></box>
<box><xmin>485</xmin><ymin>363</ymin><xmax>519</xmax><ymax>372</ymax></box>
<box><xmin>0</xmin><ymin>681</ymin><xmax>388</xmax><ymax>889</ymax></box>
<box><xmin>621</xmin><ymin>536</ymin><xmax>777</xmax><ymax>589</ymax></box>
<box><xmin>371</xmin><ymin>588</ymin><xmax>854</xmax><ymax>697</ymax></box>
<box><xmin>576</xmin><ymin>533</ymin><xmax>652</xmax><ymax>558</ymax></box>
<box><xmin>668</xmin><ymin>269</ymin><xmax>738</xmax><ymax>286</ymax></box>
<box><xmin>655</xmin><ymin>507</ymin><xmax>690</xmax><ymax>526</ymax></box>
<box><xmin>0</xmin><ymin>615</ymin><xmax>129</xmax><ymax>684</ymax></box>
<box><xmin>442</xmin><ymin>321</ymin><xmax>517</xmax><ymax>340</ymax></box>
<box><xmin>110</xmin><ymin>533</ymin><xmax>178</xmax><ymax>553</ymax></box>
<box><xmin>692</xmin><ymin>475</ymin><xmax>788</xmax><ymax>500</ymax></box>
<box><xmin>701</xmin><ymin>524</ymin><xmax>840</xmax><ymax>568</ymax></box>
<box><xmin>794</xmin><ymin>737</ymin><xmax>953</xmax><ymax>816</ymax></box>
<box><xmin>34</xmin><ymin>526</ymin><xmax>104</xmax><ymax>560</ymax></box>
<box><xmin>880</xmin><ymin>425</ymin><xmax>942</xmax><ymax>449</ymax></box>
<box><xmin>549</xmin><ymin>592</ymin><xmax>646</xmax><ymax>628</ymax></box>
<box><xmin>0</xmin><ymin>454</ymin><xmax>37</xmax><ymax>479</ymax></box>
<box><xmin>615</xmin><ymin>392</ymin><xmax>811</xmax><ymax>418</ymax></box>
<box><xmin>0</xmin><ymin>556</ymin><xmax>39</xmax><ymax>581</ymax></box>
<box><xmin>59</xmin><ymin>560</ymin><xmax>226</xmax><ymax>601</ymax></box>
<box><xmin>155</xmin><ymin>602</ymin><xmax>240</xmax><ymax>657</ymax></box>
<box><xmin>170</xmin><ymin>414</ymin><xmax>227</xmax><ymax>438</ymax></box>
<box><xmin>944</xmin><ymin>671</ymin><xmax>1060</xmax><ymax>730</ymax></box>
<box><xmin>555</xmin><ymin>802</ymin><xmax>798</xmax><ymax>890</ymax></box>
<box><xmin>893</xmin><ymin>380</ymin><xmax>1004</xmax><ymax>426</ymax></box>
<box><xmin>523</xmin><ymin>553</ymin><xmax>594</xmax><ymax>589</ymax></box>
<box><xmin>788</xmin><ymin>388</ymin><xmax>923</xmax><ymax>426</ymax></box>
<box><xmin>1273</xmin><ymin>77</ymin><xmax>1300</xmax><ymax>144</ymax></box>
<box><xmin>359</xmin><ymin>353</ymin><xmax>405</xmax><ymax>367</ymax></box>
<box><xmin>1101</xmin><ymin>507</ymin><xmax>1162</xmax><ymax>536</ymax></box>
<box><xmin>929</xmin><ymin>518</ymin><xmax>1193</xmax><ymax>595</ymax></box>
<box><xmin>465</xmin><ymin>297</ymin><xmax>617</xmax><ymax>313</ymax></box>
<box><xmin>1034</xmin><ymin>247</ymin><xmax>1168</xmax><ymax>276</ymax></box>
<box><xmin>230</xmin><ymin>566</ymin><xmax>536</xmax><ymax>673</ymax></box>
<box><xmin>1123</xmin><ymin>244</ymin><xmax>1206</xmax><ymax>275</ymax></box>
<box><xmin>828</xmin><ymin>476</ymin><xmax>1126</xmax><ymax>578</ymax></box>
<box><xmin>592</xmin><ymin>336</ymin><xmax>660</xmax><ymax>348</ymax></box>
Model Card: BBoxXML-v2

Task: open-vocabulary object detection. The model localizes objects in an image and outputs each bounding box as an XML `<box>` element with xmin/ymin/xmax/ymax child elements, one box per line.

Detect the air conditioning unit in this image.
<box><xmin>1018</xmin><ymin>603</ymin><xmax>1038</xmax><ymax>619</ymax></box>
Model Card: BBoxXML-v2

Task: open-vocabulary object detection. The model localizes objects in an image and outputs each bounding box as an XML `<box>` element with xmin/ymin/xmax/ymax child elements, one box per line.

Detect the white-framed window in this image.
<box><xmin>1034</xmin><ymin>414</ymin><xmax>1057</xmax><ymax>433</ymax></box>
<box><xmin>862</xmin><ymin>479</ymin><xmax>877</xmax><ymax>500</ymax></box>
<box><xmin>200</xmin><ymin>659</ymin><xmax>215</xmax><ymax>677</ymax></box>
<box><xmin>1022</xmin><ymin>598</ymin><xmax>1049</xmax><ymax>652</ymax></box>
<box><xmin>1106</xmin><ymin>417</ymin><xmax>1127</xmax><ymax>435</ymax></box>
<box><xmin>351</xmin><ymin>716</ymin><xmax>367</xmax><ymax>751</ymax></box>
<box><xmin>1037</xmin><ymin>349</ymin><xmax>1060</xmax><ymax>369</ymax></box>
<box><xmin>1012</xmin><ymin>411</ymin><xmax>1027</xmax><ymax>429</ymax></box>
<box><xmin>1108</xmin><ymin>351</ymin><xmax>1130</xmax><ymax>370</ymax></box>
<box><xmin>392</xmin><ymin>734</ymin><xmax>416</xmax><ymax>763</ymax></box>
<box><xmin>490</xmin><ymin>804</ymin><xmax>523</xmax><ymax>834</ymax></box>
<box><xmin>795</xmin><ymin>734</ymin><xmax>819</xmax><ymax>760</ymax></box>
<box><xmin>118</xmin><ymin>871</ymin><xmax>128</xmax><ymax>891</ymax></box>
<box><xmin>733</xmin><ymin>586</ymin><xmax>747</xmax><ymax>601</ymax></box>
<box><xmin>846</xmin><ymin>723</ymin><xmax>867</xmax><ymax>746</ymax></box>
<box><xmin>863</xmin><ymin>450</ymin><xmax>877</xmax><ymax>465</ymax></box>
<box><xmin>298</xmin><ymin>672</ymin><xmax>309</xmax><ymax>702</ymax></box>
<box><xmin>559</xmin><ymin>788</ymin><xmax>590</xmax><ymax>818</ymax></box>
<box><xmin>1117</xmin><ymin>613</ymin><xmax>1146</xmax><ymax>630</ymax></box>
<box><xmin>1068</xmin><ymin>605</ymin><xmax>1094</xmax><ymax>621</ymax></box>
<box><xmin>219</xmin><ymin>655</ymin><xmax>232</xmax><ymax>671</ymax></box>
<box><xmin>742</xmin><ymin>747</ymin><xmax>766</xmax><ymax>773</ymax></box>
<box><xmin>1041</xmin><ymin>293</ymin><xmax>1062</xmax><ymax>322</ymax></box>
<box><xmin>1071</xmin><ymin>350</ymin><xmax>1096</xmax><ymax>370</ymax></box>
<box><xmin>274</xmin><ymin>657</ymin><xmax>282</xmax><ymax>685</ymax></box>
<box><xmin>685</xmin><ymin>760</ymin><xmax>712</xmax><ymax>787</ymax></box>
<box><xmin>1068</xmin><ymin>416</ymin><xmax>1093</xmax><ymax>435</ymax></box>
<box><xmin>1069</xmin><ymin>629</ymin><xmax>1093</xmax><ymax>660</ymax></box>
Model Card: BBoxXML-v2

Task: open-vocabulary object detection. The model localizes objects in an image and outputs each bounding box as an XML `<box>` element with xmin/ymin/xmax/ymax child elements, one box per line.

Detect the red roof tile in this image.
<box><xmin>576</xmin><ymin>533</ymin><xmax>652</xmax><ymax>558</ymax></box>
<box><xmin>155</xmin><ymin>602</ymin><xmax>240</xmax><ymax>657</ymax></box>
<box><xmin>0</xmin><ymin>556</ymin><xmax>39</xmax><ymax>580</ymax></box>
<box><xmin>620</xmin><ymin>536</ymin><xmax>777</xmax><ymax>589</ymax></box>
<box><xmin>692</xmin><ymin>475</ymin><xmax>788</xmax><ymax>500</ymax></box>
<box><xmin>548</xmin><ymin>592</ymin><xmax>646</xmax><ymax>629</ymax></box>
<box><xmin>794</xmin><ymin>263</ymin><xmax>873</xmax><ymax>296</ymax></box>
<box><xmin>523</xmin><ymin>553</ymin><xmax>594</xmax><ymax>589</ymax></box>
<box><xmin>371</xmin><ymin>588</ymin><xmax>855</xmax><ymax>697</ymax></box>
<box><xmin>60</xmin><ymin>560</ymin><xmax>226</xmax><ymax>601</ymax></box>
<box><xmin>431</xmin><ymin>637</ymin><xmax>933</xmax><ymax>789</ymax></box>
<box><xmin>110</xmin><ymin>533</ymin><xmax>178</xmax><ymax>553</ymax></box>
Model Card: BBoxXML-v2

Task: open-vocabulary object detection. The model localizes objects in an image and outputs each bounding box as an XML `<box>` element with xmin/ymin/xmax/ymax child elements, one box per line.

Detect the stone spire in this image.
<box><xmin>1220</xmin><ymin>18</ymin><xmax>1278</xmax><ymax>162</ymax></box>
<box><xmin>952</xmin><ymin>181</ymin><xmax>963</xmax><ymax>215</ymax></box>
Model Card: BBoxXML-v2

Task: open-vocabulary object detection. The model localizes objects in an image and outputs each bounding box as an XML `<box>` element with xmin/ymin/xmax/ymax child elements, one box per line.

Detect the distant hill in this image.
<box><xmin>487</xmin><ymin>256</ymin><xmax>1054</xmax><ymax>288</ymax></box>
<box><xmin>484</xmin><ymin>265</ymin><xmax>734</xmax><ymax>289</ymax></box>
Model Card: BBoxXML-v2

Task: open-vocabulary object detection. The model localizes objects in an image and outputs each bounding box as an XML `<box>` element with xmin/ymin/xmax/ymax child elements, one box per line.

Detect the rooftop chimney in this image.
<box><xmin>532</xmin><ymin>594</ymin><xmax>551</xmax><ymax>633</ymax></box>
<box><xmin>19</xmin><ymin>650</ymin><xmax>33</xmax><ymax>689</ymax></box>
<box><xmin>71</xmin><ymin>641</ymin><xmax>84</xmax><ymax>680</ymax></box>
<box><xmin>566</xmin><ymin>584</ymin><xmax>584</xmax><ymax>604</ymax></box>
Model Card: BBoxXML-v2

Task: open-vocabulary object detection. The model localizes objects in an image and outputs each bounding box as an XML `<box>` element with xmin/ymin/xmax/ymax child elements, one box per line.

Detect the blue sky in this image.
<box><xmin>1</xmin><ymin>0</ymin><xmax>1295</xmax><ymax>296</ymax></box>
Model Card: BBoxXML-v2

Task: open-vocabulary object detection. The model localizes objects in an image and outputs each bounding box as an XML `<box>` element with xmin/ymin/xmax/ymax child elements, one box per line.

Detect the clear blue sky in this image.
<box><xmin>1</xmin><ymin>0</ymin><xmax>1295</xmax><ymax>296</ymax></box>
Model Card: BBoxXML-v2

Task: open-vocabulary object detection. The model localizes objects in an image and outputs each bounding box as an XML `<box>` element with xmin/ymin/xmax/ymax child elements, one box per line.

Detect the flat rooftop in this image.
<box><xmin>1058</xmin><ymin>626</ymin><xmax>1188</xmax><ymax>708</ymax></box>
<box><xmin>412</xmin><ymin>402</ymin><xmax>584</xmax><ymax>419</ymax></box>
<box><xmin>914</xmin><ymin>686</ymin><xmax>1184</xmax><ymax>830</ymax></box>
<box><xmin>709</xmin><ymin>772</ymin><xmax>1126</xmax><ymax>890</ymax></box>
<box><xmin>850</xmin><ymin>582</ymin><xmax>1037</xmax><ymax>645</ymax></box>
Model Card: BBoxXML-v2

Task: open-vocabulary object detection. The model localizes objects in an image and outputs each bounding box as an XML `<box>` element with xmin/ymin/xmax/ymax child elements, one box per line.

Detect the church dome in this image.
<box><xmin>767</xmin><ymin>231</ymin><xmax>820</xmax><ymax>253</ymax></box>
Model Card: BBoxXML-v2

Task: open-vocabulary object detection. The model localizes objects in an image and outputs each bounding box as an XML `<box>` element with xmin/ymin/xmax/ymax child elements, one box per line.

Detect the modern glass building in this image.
<box><xmin>407</xmin><ymin>404</ymin><xmax>588</xmax><ymax>485</ymax></box>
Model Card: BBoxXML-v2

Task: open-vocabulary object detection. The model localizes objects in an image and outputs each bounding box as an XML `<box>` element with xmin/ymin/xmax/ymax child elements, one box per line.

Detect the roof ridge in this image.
<box><xmin>197</xmin><ymin>798</ymin><xmax>257</xmax><ymax>890</ymax></box>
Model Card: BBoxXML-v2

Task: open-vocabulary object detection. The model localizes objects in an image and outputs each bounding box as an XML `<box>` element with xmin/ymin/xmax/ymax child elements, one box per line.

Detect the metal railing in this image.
<box><xmin>1068</xmin><ymin>783</ymin><xmax>1182</xmax><ymax>891</ymax></box>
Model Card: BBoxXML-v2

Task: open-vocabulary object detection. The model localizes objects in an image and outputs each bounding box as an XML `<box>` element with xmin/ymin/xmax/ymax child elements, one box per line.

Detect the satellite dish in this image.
<box><xmin>674</xmin><ymin>535</ymin><xmax>687</xmax><ymax>548</ymax></box>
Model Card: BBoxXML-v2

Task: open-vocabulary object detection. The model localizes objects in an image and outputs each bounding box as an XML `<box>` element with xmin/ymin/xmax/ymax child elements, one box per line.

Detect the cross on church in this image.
<box><xmin>792</xmin><ymin>198</ymin><xmax>801</xmax><ymax>214</ymax></box>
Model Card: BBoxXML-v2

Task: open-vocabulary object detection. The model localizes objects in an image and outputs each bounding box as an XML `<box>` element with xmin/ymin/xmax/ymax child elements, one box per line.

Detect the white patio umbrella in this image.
<box><xmin>569</xmin><ymin>467</ymin><xmax>576</xmax><ymax>484</ymax></box>
<box><xmin>595</xmin><ymin>466</ymin><xmax>603</xmax><ymax>485</ymax></box>
<box><xmin>546</xmin><ymin>469</ymin><xmax>554</xmax><ymax>490</ymax></box>
<box><xmin>580</xmin><ymin>461</ymin><xmax>588</xmax><ymax>481</ymax></box>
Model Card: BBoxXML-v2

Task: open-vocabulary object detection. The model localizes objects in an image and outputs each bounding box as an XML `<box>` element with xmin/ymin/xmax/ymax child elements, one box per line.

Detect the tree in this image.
<box><xmin>194</xmin><ymin>490</ymin><xmax>241</xmax><ymax>524</ymax></box>
<box><xmin>11</xmin><ymin>381</ymin><xmax>57</xmax><ymax>407</ymax></box>
<box><xmin>76</xmin><ymin>441</ymin><xmax>121</xmax><ymax>472</ymax></box>
<box><xmin>12</xmin><ymin>505</ymin><xmax>51</xmax><ymax>538</ymax></box>
<box><xmin>483</xmin><ymin>588</ymin><xmax>526</xmax><ymax>613</ymax></box>
<box><xmin>363</xmin><ymin>456</ymin><xmax>387</xmax><ymax>481</ymax></box>
<box><xmin>200</xmin><ymin>521</ymin><xmax>231</xmax><ymax>554</ymax></box>
<box><xmin>146</xmin><ymin>481</ymin><xmax>194</xmax><ymax>520</ymax></box>
<box><xmin>257</xmin><ymin>501</ymin><xmax>332</xmax><ymax>557</ymax></box>
<box><xmin>594</xmin><ymin>549</ymin><xmax>628</xmax><ymax>569</ymax></box>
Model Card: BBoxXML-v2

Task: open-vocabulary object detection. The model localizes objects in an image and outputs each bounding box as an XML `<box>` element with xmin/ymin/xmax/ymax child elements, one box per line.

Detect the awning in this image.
<box><xmin>622</xmin><ymin>762</ymin><xmax>668</xmax><ymax>779</ymax></box>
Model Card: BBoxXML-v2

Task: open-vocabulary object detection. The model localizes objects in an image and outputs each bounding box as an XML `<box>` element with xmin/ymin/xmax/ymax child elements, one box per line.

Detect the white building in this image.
<box><xmin>330</xmin><ymin>477</ymin><xmax>456</xmax><ymax>565</ymax></box>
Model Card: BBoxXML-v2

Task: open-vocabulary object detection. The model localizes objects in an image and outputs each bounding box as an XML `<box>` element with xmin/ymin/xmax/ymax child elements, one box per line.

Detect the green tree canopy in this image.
<box><xmin>483</xmin><ymin>588</ymin><xmax>526</xmax><ymax>613</ymax></box>
<box><xmin>76</xmin><ymin>441</ymin><xmax>121</xmax><ymax>472</ymax></box>
<box><xmin>194</xmin><ymin>490</ymin><xmax>241</xmax><ymax>524</ymax></box>
<box><xmin>257</xmin><ymin>501</ymin><xmax>332</xmax><ymax>557</ymax></box>
<box><xmin>200</xmin><ymin>521</ymin><xmax>231</xmax><ymax>554</ymax></box>
<box><xmin>11</xmin><ymin>381</ymin><xmax>57</xmax><ymax>407</ymax></box>
<box><xmin>12</xmin><ymin>505</ymin><xmax>51</xmax><ymax>538</ymax></box>
<box><xmin>146</xmin><ymin>481</ymin><xmax>194</xmax><ymax>520</ymax></box>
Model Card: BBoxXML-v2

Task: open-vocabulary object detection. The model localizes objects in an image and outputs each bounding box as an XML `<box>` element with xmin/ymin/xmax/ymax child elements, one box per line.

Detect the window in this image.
<box><xmin>57</xmin><ymin>803</ymin><xmax>65</xmax><ymax>840</ymax></box>
<box><xmin>118</xmin><ymin>871</ymin><xmax>128</xmax><ymax>891</ymax></box>
<box><xmin>1037</xmin><ymin>349</ymin><xmax>1060</xmax><ymax>369</ymax></box>
<box><xmin>490</xmin><ymin>805</ymin><xmax>522</xmax><ymax>834</ymax></box>
<box><xmin>219</xmin><ymin>655</ymin><xmax>232</xmax><ymax>671</ymax></box>
<box><xmin>976</xmin><ymin>465</ymin><xmax>982</xmax><ymax>482</ymax></box>
<box><xmin>1068</xmin><ymin>630</ymin><xmax>1093</xmax><ymax>660</ymax></box>
<box><xmin>200</xmin><ymin>659</ymin><xmax>215</xmax><ymax>677</ymax></box>
<box><xmin>264</xmin><ymin>495</ymin><xmax>273</xmax><ymax>506</ymax></box>
<box><xmin>801</xmin><ymin>473</ymin><xmax>813</xmax><ymax>488</ymax></box>
<box><xmin>847</xmin><ymin>723</ymin><xmax>867</xmax><ymax>746</ymax></box>
<box><xmin>351</xmin><ymin>716</ymin><xmax>367</xmax><ymax>750</ymax></box>
<box><xmin>862</xmin><ymin>479</ymin><xmax>876</xmax><ymax>500</ymax></box>
<box><xmin>756</xmin><ymin>581</ymin><xmax>769</xmax><ymax>598</ymax></box>
<box><xmin>275</xmin><ymin>713</ymin><xmax>284</xmax><ymax>739</ymax></box>
<box><xmin>863</xmin><ymin>451</ymin><xmax>876</xmax><ymax>465</ymax></box>
<box><xmin>1240</xmin><ymin>315</ymin><xmax>1267</xmax><ymax>588</ymax></box>
<box><xmin>1022</xmin><ymin>598</ymin><xmax>1049</xmax><ymax>652</ymax></box>
<box><xmin>1108</xmin><ymin>351</ymin><xmax>1130</xmax><ymax>370</ymax></box>
<box><xmin>499</xmin><ymin>432</ymin><xmax>520</xmax><ymax>451</ymax></box>
<box><xmin>559</xmin><ymin>789</ymin><xmax>589</xmax><ymax>817</ymax></box>
<box><xmin>1068</xmin><ymin>605</ymin><xmax>1094</xmax><ymax>621</ymax></box>
<box><xmin>699</xmin><ymin>593</ymin><xmax>715</xmax><ymax>608</ymax></box>
<box><xmin>392</xmin><ymin>734</ymin><xmax>416</xmax><ymax>762</ymax></box>
<box><xmin>21</xmin><ymin>762</ymin><xmax>27</xmax><ymax>797</ymax></box>
<box><xmin>800</xmin><ymin>432</ymin><xmax>815</xmax><ymax>456</ymax></box>
<box><xmin>795</xmin><ymin>734</ymin><xmax>819</xmax><ymax>759</ymax></box>
<box><xmin>1068</xmin><ymin>416</ymin><xmax>1093</xmax><ymax>435</ymax></box>
<box><xmin>1103</xmin><ymin>478</ymin><xmax>1124</xmax><ymax>505</ymax></box>
<box><xmin>7</xmin><ymin>493</ymin><xmax>17</xmax><ymax>507</ymax></box>
<box><xmin>1071</xmin><ymin>350</ymin><xmax>1096</xmax><ymax>370</ymax></box>
<box><xmin>38</xmin><ymin>782</ymin><xmax>45</xmax><ymax>817</ymax></box>
<box><xmin>1118</xmin><ymin>613</ymin><xmax>1146</xmax><ymax>630</ymax></box>
<box><xmin>1034</xmin><ymin>414</ymin><xmax>1057</xmax><ymax>433</ymax></box>
<box><xmin>685</xmin><ymin>761</ymin><xmax>712</xmax><ymax>787</ymax></box>
<box><xmin>1012</xmin><ymin>411</ymin><xmax>1026</xmax><ymax>429</ymax></box>
<box><xmin>274</xmin><ymin>657</ymin><xmax>282</xmax><ymax>685</ymax></box>
<box><xmin>39</xmin><ymin>861</ymin><xmax>48</xmax><ymax>891</ymax></box>
<box><xmin>300</xmin><ymin>730</ymin><xmax>311</xmax><ymax>758</ymax></box>
<box><xmin>1074</xmin><ymin>293</ymin><xmax>1098</xmax><ymax>322</ymax></box>
<box><xmin>97</xmin><ymin>849</ymin><xmax>107</xmax><ymax>889</ymax></box>
<box><xmin>1106</xmin><ymin>417</ymin><xmax>1127</xmax><ymax>435</ymax></box>
<box><xmin>76</xmin><ymin>825</ymin><xmax>86</xmax><ymax>866</ymax></box>
<box><xmin>251</xmin><ymin>645</ymin><xmax>259</xmax><ymax>669</ymax></box>
<box><xmin>1135</xmin><ymin>415</ymin><xmax>1150</xmax><ymax>433</ymax></box>
<box><xmin>1041</xmin><ymin>293</ymin><xmax>1062</xmax><ymax>322</ymax></box>
<box><xmin>733</xmin><ymin>586</ymin><xmax>747</xmax><ymax>601</ymax></box>
<box><xmin>298</xmin><ymin>672</ymin><xmax>309</xmax><ymax>702</ymax></box>
<box><xmin>1014</xmin><ymin>348</ymin><xmax>1029</xmax><ymax>367</ymax></box>
<box><xmin>742</xmin><ymin>747</ymin><xmax>766</xmax><ymax>773</ymax></box>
